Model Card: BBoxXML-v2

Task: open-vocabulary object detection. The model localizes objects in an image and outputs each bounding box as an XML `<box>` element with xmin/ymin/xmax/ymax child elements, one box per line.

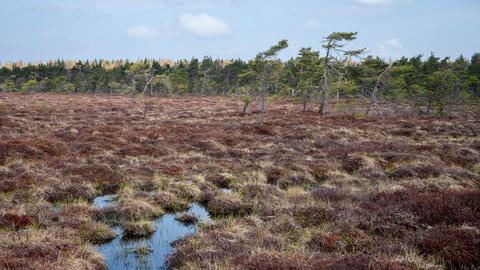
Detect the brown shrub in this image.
<box><xmin>390</xmin><ymin>163</ymin><xmax>442</xmax><ymax>179</ymax></box>
<box><xmin>436</xmin><ymin>145</ymin><xmax>480</xmax><ymax>167</ymax></box>
<box><xmin>0</xmin><ymin>169</ymin><xmax>37</xmax><ymax>192</ymax></box>
<box><xmin>308</xmin><ymin>233</ymin><xmax>343</xmax><ymax>252</ymax></box>
<box><xmin>0</xmin><ymin>213</ymin><xmax>34</xmax><ymax>229</ymax></box>
<box><xmin>70</xmin><ymin>142</ymin><xmax>99</xmax><ymax>155</ymax></box>
<box><xmin>368</xmin><ymin>190</ymin><xmax>480</xmax><ymax>226</ymax></box>
<box><xmin>391</xmin><ymin>128</ymin><xmax>416</xmax><ymax>137</ymax></box>
<box><xmin>312</xmin><ymin>255</ymin><xmax>415</xmax><ymax>270</ymax></box>
<box><xmin>234</xmin><ymin>250</ymin><xmax>310</xmax><ymax>270</ymax></box>
<box><xmin>291</xmin><ymin>204</ymin><xmax>333</xmax><ymax>227</ymax></box>
<box><xmin>44</xmin><ymin>182</ymin><xmax>96</xmax><ymax>203</ymax></box>
<box><xmin>360</xmin><ymin>206</ymin><xmax>418</xmax><ymax>237</ymax></box>
<box><xmin>342</xmin><ymin>155</ymin><xmax>371</xmax><ymax>172</ymax></box>
<box><xmin>265</xmin><ymin>167</ymin><xmax>287</xmax><ymax>185</ymax></box>
<box><xmin>311</xmin><ymin>187</ymin><xmax>349</xmax><ymax>202</ymax></box>
<box><xmin>160</xmin><ymin>165</ymin><xmax>183</xmax><ymax>176</ymax></box>
<box><xmin>115</xmin><ymin>143</ymin><xmax>170</xmax><ymax>157</ymax></box>
<box><xmin>278</xmin><ymin>173</ymin><xmax>316</xmax><ymax>188</ymax></box>
<box><xmin>417</xmin><ymin>226</ymin><xmax>480</xmax><ymax>269</ymax></box>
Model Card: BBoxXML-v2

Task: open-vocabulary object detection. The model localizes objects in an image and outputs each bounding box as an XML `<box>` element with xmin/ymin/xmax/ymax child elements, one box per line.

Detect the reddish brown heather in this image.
<box><xmin>0</xmin><ymin>93</ymin><xmax>479</xmax><ymax>270</ymax></box>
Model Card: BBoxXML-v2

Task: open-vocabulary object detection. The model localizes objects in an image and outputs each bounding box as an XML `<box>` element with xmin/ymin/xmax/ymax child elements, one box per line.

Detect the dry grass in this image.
<box><xmin>77</xmin><ymin>222</ymin><xmax>117</xmax><ymax>244</ymax></box>
<box><xmin>121</xmin><ymin>220</ymin><xmax>156</xmax><ymax>238</ymax></box>
<box><xmin>0</xmin><ymin>93</ymin><xmax>479</xmax><ymax>269</ymax></box>
<box><xmin>175</xmin><ymin>212</ymin><xmax>199</xmax><ymax>224</ymax></box>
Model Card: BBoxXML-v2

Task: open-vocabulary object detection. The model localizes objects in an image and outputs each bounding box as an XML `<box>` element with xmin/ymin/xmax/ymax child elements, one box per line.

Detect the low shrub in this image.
<box><xmin>390</xmin><ymin>163</ymin><xmax>442</xmax><ymax>179</ymax></box>
<box><xmin>417</xmin><ymin>225</ymin><xmax>480</xmax><ymax>269</ymax></box>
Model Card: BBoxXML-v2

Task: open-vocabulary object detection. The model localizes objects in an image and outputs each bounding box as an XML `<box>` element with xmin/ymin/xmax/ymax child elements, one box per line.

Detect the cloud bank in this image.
<box><xmin>179</xmin><ymin>13</ymin><xmax>231</xmax><ymax>37</ymax></box>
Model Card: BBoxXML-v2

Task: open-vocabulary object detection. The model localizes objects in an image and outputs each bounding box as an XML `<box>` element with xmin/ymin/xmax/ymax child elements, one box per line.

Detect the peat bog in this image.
<box><xmin>0</xmin><ymin>93</ymin><xmax>479</xmax><ymax>270</ymax></box>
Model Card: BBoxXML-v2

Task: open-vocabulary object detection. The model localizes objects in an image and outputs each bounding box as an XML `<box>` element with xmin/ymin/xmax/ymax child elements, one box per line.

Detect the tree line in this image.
<box><xmin>1</xmin><ymin>32</ymin><xmax>479</xmax><ymax>117</ymax></box>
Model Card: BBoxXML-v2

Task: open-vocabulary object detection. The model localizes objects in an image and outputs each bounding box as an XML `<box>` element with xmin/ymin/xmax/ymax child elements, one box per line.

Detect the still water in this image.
<box><xmin>94</xmin><ymin>197</ymin><xmax>211</xmax><ymax>270</ymax></box>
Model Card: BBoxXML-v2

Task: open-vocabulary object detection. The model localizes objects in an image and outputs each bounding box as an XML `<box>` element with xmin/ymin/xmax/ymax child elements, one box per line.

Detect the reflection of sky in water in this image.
<box><xmin>96</xmin><ymin>202</ymin><xmax>211</xmax><ymax>270</ymax></box>
<box><xmin>92</xmin><ymin>194</ymin><xmax>117</xmax><ymax>209</ymax></box>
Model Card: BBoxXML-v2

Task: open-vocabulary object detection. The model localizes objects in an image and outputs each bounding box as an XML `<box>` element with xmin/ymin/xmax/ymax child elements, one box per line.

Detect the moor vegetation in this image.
<box><xmin>0</xmin><ymin>92</ymin><xmax>478</xmax><ymax>270</ymax></box>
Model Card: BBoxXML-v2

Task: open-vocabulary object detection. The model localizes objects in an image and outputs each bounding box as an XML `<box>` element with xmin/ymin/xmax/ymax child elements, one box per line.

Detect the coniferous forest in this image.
<box><xmin>1</xmin><ymin>36</ymin><xmax>479</xmax><ymax>116</ymax></box>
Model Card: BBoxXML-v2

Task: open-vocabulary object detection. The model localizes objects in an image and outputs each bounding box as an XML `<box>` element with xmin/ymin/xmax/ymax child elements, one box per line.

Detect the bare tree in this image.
<box><xmin>365</xmin><ymin>64</ymin><xmax>393</xmax><ymax>117</ymax></box>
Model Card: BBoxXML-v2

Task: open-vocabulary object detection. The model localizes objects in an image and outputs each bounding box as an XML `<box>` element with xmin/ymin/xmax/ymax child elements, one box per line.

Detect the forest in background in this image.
<box><xmin>1</xmin><ymin>34</ymin><xmax>479</xmax><ymax>116</ymax></box>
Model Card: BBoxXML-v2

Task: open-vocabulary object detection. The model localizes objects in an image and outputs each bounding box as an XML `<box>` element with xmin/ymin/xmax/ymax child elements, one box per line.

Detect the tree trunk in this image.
<box><xmin>319</xmin><ymin>43</ymin><xmax>331</xmax><ymax>115</ymax></box>
<box><xmin>242</xmin><ymin>102</ymin><xmax>249</xmax><ymax>115</ymax></box>
<box><xmin>303</xmin><ymin>99</ymin><xmax>307</xmax><ymax>112</ymax></box>
<box><xmin>259</xmin><ymin>95</ymin><xmax>266</xmax><ymax>125</ymax></box>
<box><xmin>426</xmin><ymin>99</ymin><xmax>432</xmax><ymax>115</ymax></box>
<box><xmin>143</xmin><ymin>109</ymin><xmax>148</xmax><ymax>128</ymax></box>
<box><xmin>365</xmin><ymin>67</ymin><xmax>390</xmax><ymax>117</ymax></box>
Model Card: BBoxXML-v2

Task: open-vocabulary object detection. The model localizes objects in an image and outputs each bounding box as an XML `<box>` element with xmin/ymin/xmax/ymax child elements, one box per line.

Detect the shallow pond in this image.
<box><xmin>95</xmin><ymin>202</ymin><xmax>211</xmax><ymax>270</ymax></box>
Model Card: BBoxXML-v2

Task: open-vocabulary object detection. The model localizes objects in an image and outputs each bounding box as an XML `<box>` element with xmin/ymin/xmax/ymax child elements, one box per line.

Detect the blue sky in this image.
<box><xmin>1</xmin><ymin>0</ymin><xmax>479</xmax><ymax>62</ymax></box>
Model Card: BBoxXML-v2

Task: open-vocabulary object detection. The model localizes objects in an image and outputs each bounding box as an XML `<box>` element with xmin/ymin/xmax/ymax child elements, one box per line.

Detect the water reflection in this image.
<box><xmin>96</xmin><ymin>202</ymin><xmax>210</xmax><ymax>270</ymax></box>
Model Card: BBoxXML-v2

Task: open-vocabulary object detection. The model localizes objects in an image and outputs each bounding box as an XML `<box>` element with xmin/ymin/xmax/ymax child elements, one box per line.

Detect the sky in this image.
<box><xmin>0</xmin><ymin>0</ymin><xmax>479</xmax><ymax>62</ymax></box>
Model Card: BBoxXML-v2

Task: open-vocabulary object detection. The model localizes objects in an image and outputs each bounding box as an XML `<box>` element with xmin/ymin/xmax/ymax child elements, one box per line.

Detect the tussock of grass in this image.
<box><xmin>44</xmin><ymin>182</ymin><xmax>97</xmax><ymax>203</ymax></box>
<box><xmin>207</xmin><ymin>192</ymin><xmax>251</xmax><ymax>217</ymax></box>
<box><xmin>122</xmin><ymin>220</ymin><xmax>155</xmax><ymax>238</ymax></box>
<box><xmin>175</xmin><ymin>212</ymin><xmax>199</xmax><ymax>224</ymax></box>
<box><xmin>78</xmin><ymin>222</ymin><xmax>116</xmax><ymax>244</ymax></box>
<box><xmin>171</xmin><ymin>181</ymin><xmax>202</xmax><ymax>200</ymax></box>
<box><xmin>0</xmin><ymin>228</ymin><xmax>107</xmax><ymax>270</ymax></box>
<box><xmin>116</xmin><ymin>197</ymin><xmax>164</xmax><ymax>221</ymax></box>
<box><xmin>153</xmin><ymin>191</ymin><xmax>190</xmax><ymax>212</ymax></box>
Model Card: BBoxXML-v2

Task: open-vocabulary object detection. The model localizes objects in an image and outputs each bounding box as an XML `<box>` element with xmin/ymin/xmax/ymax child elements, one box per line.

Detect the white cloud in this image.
<box><xmin>179</xmin><ymin>13</ymin><xmax>231</xmax><ymax>37</ymax></box>
<box><xmin>377</xmin><ymin>38</ymin><xmax>404</xmax><ymax>59</ymax></box>
<box><xmin>355</xmin><ymin>0</ymin><xmax>394</xmax><ymax>6</ymax></box>
<box><xmin>127</xmin><ymin>26</ymin><xmax>158</xmax><ymax>39</ymax></box>
<box><xmin>305</xmin><ymin>20</ymin><xmax>320</xmax><ymax>29</ymax></box>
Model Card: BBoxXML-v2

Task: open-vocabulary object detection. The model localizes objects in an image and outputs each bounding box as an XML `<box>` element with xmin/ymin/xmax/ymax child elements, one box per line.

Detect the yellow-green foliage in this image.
<box><xmin>0</xmin><ymin>101</ymin><xmax>8</xmax><ymax>115</ymax></box>
<box><xmin>473</xmin><ymin>163</ymin><xmax>480</xmax><ymax>175</ymax></box>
